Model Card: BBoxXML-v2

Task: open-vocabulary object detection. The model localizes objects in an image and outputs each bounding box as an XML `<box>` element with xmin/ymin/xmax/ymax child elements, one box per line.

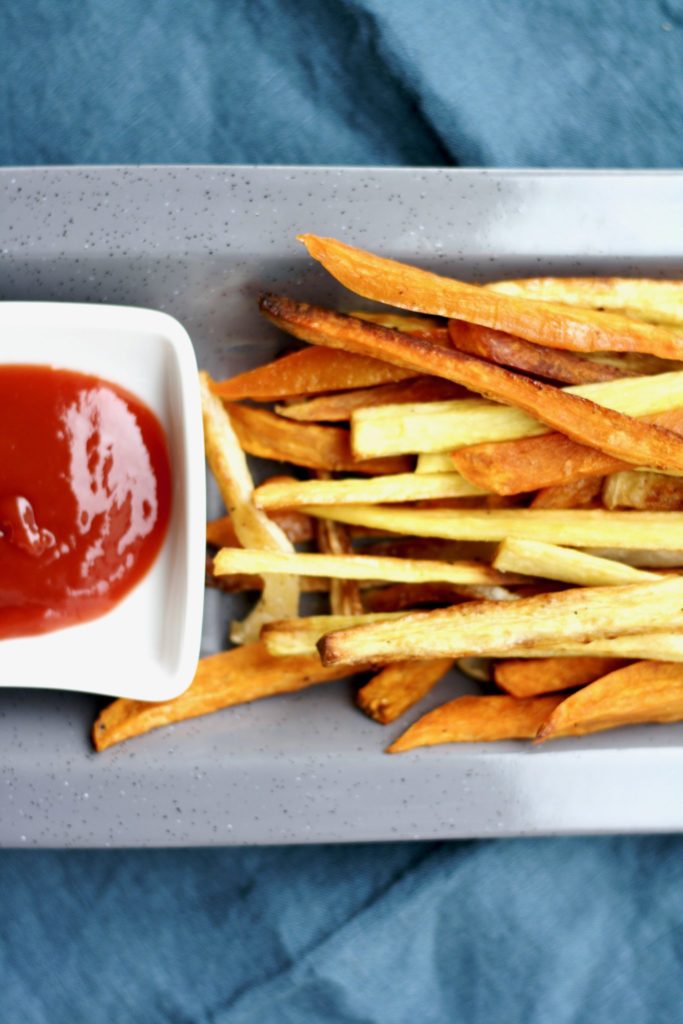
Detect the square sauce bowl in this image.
<box><xmin>0</xmin><ymin>302</ymin><xmax>205</xmax><ymax>700</ymax></box>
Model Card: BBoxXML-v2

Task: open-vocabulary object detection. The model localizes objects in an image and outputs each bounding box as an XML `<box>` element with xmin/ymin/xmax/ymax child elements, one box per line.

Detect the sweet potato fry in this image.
<box><xmin>213</xmin><ymin>547</ymin><xmax>526</xmax><ymax>587</ymax></box>
<box><xmin>602</xmin><ymin>470</ymin><xmax>683</xmax><ymax>511</ymax></box>
<box><xmin>261</xmin><ymin>613</ymin><xmax>406</xmax><ymax>657</ymax></box>
<box><xmin>261</xmin><ymin>292</ymin><xmax>683</xmax><ymax>472</ymax></box>
<box><xmin>448</xmin><ymin>320</ymin><xmax>631</xmax><ymax>384</ymax></box>
<box><xmin>206</xmin><ymin>509</ymin><xmax>314</xmax><ymax>548</ymax></box>
<box><xmin>275</xmin><ymin>376</ymin><xmax>467</xmax><ymax>422</ymax></box>
<box><xmin>317</xmin><ymin>576</ymin><xmax>683</xmax><ymax>667</ymax></box>
<box><xmin>362</xmin><ymin>583</ymin><xmax>469</xmax><ymax>612</ymax></box>
<box><xmin>299</xmin><ymin>235</ymin><xmax>683</xmax><ymax>358</ymax></box>
<box><xmin>486</xmin><ymin>277</ymin><xmax>683</xmax><ymax>327</ymax></box>
<box><xmin>530</xmin><ymin>477</ymin><xmax>603</xmax><ymax>509</ymax></box>
<box><xmin>212</xmin><ymin>346</ymin><xmax>411</xmax><ymax>401</ymax></box>
<box><xmin>227</xmin><ymin>403</ymin><xmax>411</xmax><ymax>475</ymax></box>
<box><xmin>452</xmin><ymin>406</ymin><xmax>683</xmax><ymax>494</ymax></box>
<box><xmin>200</xmin><ymin>374</ymin><xmax>299</xmax><ymax>643</ymax></box>
<box><xmin>303</xmin><ymin>504</ymin><xmax>683</xmax><ymax>551</ymax></box>
<box><xmin>253</xmin><ymin>471</ymin><xmax>486</xmax><ymax>511</ymax></box>
<box><xmin>387</xmin><ymin>694</ymin><xmax>564</xmax><ymax>752</ymax></box>
<box><xmin>92</xmin><ymin>642</ymin><xmax>356</xmax><ymax>752</ymax></box>
<box><xmin>492</xmin><ymin>538</ymin><xmax>660</xmax><ymax>586</ymax></box>
<box><xmin>357</xmin><ymin>658</ymin><xmax>455</xmax><ymax>724</ymax></box>
<box><xmin>536</xmin><ymin>661</ymin><xmax>683</xmax><ymax>741</ymax></box>
<box><xmin>494</xmin><ymin>656</ymin><xmax>627</xmax><ymax>698</ymax></box>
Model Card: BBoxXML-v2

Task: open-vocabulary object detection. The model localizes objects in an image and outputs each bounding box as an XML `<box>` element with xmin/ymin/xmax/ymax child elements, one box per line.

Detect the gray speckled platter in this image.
<box><xmin>2</xmin><ymin>167</ymin><xmax>683</xmax><ymax>847</ymax></box>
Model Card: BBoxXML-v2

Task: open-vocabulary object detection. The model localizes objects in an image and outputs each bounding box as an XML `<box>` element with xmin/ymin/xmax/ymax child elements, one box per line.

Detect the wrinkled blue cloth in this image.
<box><xmin>3</xmin><ymin>1</ymin><xmax>683</xmax><ymax>1022</ymax></box>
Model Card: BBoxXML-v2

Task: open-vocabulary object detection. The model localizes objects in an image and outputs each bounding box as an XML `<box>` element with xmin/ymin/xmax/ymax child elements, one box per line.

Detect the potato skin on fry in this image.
<box><xmin>387</xmin><ymin>694</ymin><xmax>564</xmax><ymax>752</ymax></box>
<box><xmin>536</xmin><ymin>661</ymin><xmax>683</xmax><ymax>741</ymax></box>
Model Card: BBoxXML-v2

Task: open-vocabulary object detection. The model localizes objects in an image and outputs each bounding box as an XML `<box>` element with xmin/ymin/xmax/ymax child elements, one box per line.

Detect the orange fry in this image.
<box><xmin>452</xmin><ymin>406</ymin><xmax>683</xmax><ymax>494</ymax></box>
<box><xmin>536</xmin><ymin>661</ymin><xmax>683</xmax><ymax>741</ymax></box>
<box><xmin>276</xmin><ymin>376</ymin><xmax>467</xmax><ymax>422</ymax></box>
<box><xmin>530</xmin><ymin>477</ymin><xmax>603</xmax><ymax>509</ymax></box>
<box><xmin>494</xmin><ymin>656</ymin><xmax>627</xmax><ymax>698</ymax></box>
<box><xmin>92</xmin><ymin>642</ymin><xmax>355</xmax><ymax>752</ymax></box>
<box><xmin>206</xmin><ymin>509</ymin><xmax>314</xmax><ymax>548</ymax></box>
<box><xmin>227</xmin><ymin>403</ymin><xmax>411</xmax><ymax>475</ymax></box>
<box><xmin>350</xmin><ymin>310</ymin><xmax>450</xmax><ymax>344</ymax></box>
<box><xmin>299</xmin><ymin>235</ymin><xmax>683</xmax><ymax>359</ymax></box>
<box><xmin>212</xmin><ymin>346</ymin><xmax>411</xmax><ymax>401</ymax></box>
<box><xmin>387</xmin><ymin>694</ymin><xmax>564</xmax><ymax>752</ymax></box>
<box><xmin>259</xmin><ymin>293</ymin><xmax>683</xmax><ymax>474</ymax></box>
<box><xmin>357</xmin><ymin>658</ymin><xmax>454</xmax><ymax>724</ymax></box>
<box><xmin>448</xmin><ymin>321</ymin><xmax>630</xmax><ymax>384</ymax></box>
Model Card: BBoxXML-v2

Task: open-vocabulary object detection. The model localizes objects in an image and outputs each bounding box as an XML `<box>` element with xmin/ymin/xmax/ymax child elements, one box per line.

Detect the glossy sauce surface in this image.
<box><xmin>0</xmin><ymin>366</ymin><xmax>172</xmax><ymax>639</ymax></box>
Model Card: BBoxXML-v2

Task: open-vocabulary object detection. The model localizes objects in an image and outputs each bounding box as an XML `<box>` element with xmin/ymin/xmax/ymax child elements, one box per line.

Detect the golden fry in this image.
<box><xmin>261</xmin><ymin>613</ymin><xmax>406</xmax><ymax>657</ymax></box>
<box><xmin>318</xmin><ymin>576</ymin><xmax>683</xmax><ymax>666</ymax></box>
<box><xmin>357</xmin><ymin>658</ymin><xmax>455</xmax><ymax>724</ymax></box>
<box><xmin>199</xmin><ymin>374</ymin><xmax>299</xmax><ymax>643</ymax></box>
<box><xmin>602</xmin><ymin>470</ymin><xmax>683</xmax><ymax>511</ymax></box>
<box><xmin>93</xmin><ymin>642</ymin><xmax>355</xmax><ymax>752</ymax></box>
<box><xmin>492</xmin><ymin>538</ymin><xmax>659</xmax><ymax>586</ymax></box>
<box><xmin>486</xmin><ymin>277</ymin><xmax>683</xmax><ymax>328</ymax></box>
<box><xmin>313</xmin><ymin>480</ymin><xmax>364</xmax><ymax>615</ymax></box>
<box><xmin>254</xmin><ymin>472</ymin><xmax>486</xmax><ymax>511</ymax></box>
<box><xmin>494</xmin><ymin>656</ymin><xmax>627</xmax><ymax>698</ymax></box>
<box><xmin>387</xmin><ymin>694</ymin><xmax>564</xmax><ymax>752</ymax></box>
<box><xmin>536</xmin><ymin>661</ymin><xmax>683</xmax><ymax>741</ymax></box>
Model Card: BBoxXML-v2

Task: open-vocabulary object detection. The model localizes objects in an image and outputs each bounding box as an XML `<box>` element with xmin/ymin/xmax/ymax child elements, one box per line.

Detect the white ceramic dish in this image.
<box><xmin>0</xmin><ymin>302</ymin><xmax>205</xmax><ymax>700</ymax></box>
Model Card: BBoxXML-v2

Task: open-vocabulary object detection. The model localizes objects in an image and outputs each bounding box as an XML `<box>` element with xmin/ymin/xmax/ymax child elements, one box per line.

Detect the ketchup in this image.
<box><xmin>0</xmin><ymin>366</ymin><xmax>172</xmax><ymax>640</ymax></box>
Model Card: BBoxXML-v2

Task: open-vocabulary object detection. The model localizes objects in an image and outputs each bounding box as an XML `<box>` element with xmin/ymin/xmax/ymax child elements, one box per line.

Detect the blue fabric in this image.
<box><xmin>3</xmin><ymin>1</ymin><xmax>683</xmax><ymax>1021</ymax></box>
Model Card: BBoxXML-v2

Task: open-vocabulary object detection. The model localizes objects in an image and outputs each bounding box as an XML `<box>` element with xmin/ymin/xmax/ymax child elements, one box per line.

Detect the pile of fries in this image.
<box><xmin>93</xmin><ymin>237</ymin><xmax>683</xmax><ymax>754</ymax></box>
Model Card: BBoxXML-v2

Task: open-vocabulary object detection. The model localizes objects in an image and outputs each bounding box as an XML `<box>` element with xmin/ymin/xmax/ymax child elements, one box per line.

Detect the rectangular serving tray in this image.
<box><xmin>1</xmin><ymin>166</ymin><xmax>682</xmax><ymax>847</ymax></box>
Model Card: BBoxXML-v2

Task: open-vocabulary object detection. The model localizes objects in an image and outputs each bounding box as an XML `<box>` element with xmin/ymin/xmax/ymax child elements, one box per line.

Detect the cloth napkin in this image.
<box><xmin>2</xmin><ymin>1</ymin><xmax>683</xmax><ymax>1021</ymax></box>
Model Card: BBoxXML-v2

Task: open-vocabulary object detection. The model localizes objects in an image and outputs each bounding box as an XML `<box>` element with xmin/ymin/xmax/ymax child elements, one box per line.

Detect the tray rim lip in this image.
<box><xmin>3</xmin><ymin>163</ymin><xmax>683</xmax><ymax>845</ymax></box>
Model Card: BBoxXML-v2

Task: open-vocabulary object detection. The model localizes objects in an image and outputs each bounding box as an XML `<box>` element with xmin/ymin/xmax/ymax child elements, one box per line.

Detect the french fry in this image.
<box><xmin>363</xmin><ymin>583</ymin><xmax>468</xmax><ymax>612</ymax></box>
<box><xmin>213</xmin><ymin>547</ymin><xmax>527</xmax><ymax>587</ymax></box>
<box><xmin>92</xmin><ymin>642</ymin><xmax>356</xmax><ymax>752</ymax></box>
<box><xmin>275</xmin><ymin>376</ymin><xmax>467</xmax><ymax>422</ymax></box>
<box><xmin>317</xmin><ymin>576</ymin><xmax>683</xmax><ymax>666</ymax></box>
<box><xmin>536</xmin><ymin>661</ymin><xmax>683</xmax><ymax>741</ymax></box>
<box><xmin>351</xmin><ymin>310</ymin><xmax>449</xmax><ymax>343</ymax></box>
<box><xmin>261</xmin><ymin>293</ymin><xmax>683</xmax><ymax>473</ymax></box>
<box><xmin>472</xmin><ymin>634</ymin><xmax>683</xmax><ymax>662</ymax></box>
<box><xmin>303</xmin><ymin>504</ymin><xmax>683</xmax><ymax>551</ymax></box>
<box><xmin>299</xmin><ymin>236</ymin><xmax>683</xmax><ymax>358</ymax></box>
<box><xmin>199</xmin><ymin>374</ymin><xmax>299</xmax><ymax>643</ymax></box>
<box><xmin>492</xmin><ymin>538</ymin><xmax>660</xmax><ymax>586</ymax></box>
<box><xmin>227</xmin><ymin>403</ymin><xmax>411</xmax><ymax>475</ymax></box>
<box><xmin>448</xmin><ymin>320</ymin><xmax>631</xmax><ymax>384</ymax></box>
<box><xmin>253</xmin><ymin>472</ymin><xmax>486</xmax><ymax>511</ymax></box>
<box><xmin>451</xmin><ymin>406</ymin><xmax>683</xmax><ymax>494</ymax></box>
<box><xmin>494</xmin><ymin>656</ymin><xmax>627</xmax><ymax>698</ymax></box>
<box><xmin>206</xmin><ymin>509</ymin><xmax>314</xmax><ymax>548</ymax></box>
<box><xmin>486</xmin><ymin>277</ymin><xmax>683</xmax><ymax>328</ymax></box>
<box><xmin>530</xmin><ymin>477</ymin><xmax>603</xmax><ymax>509</ymax></box>
<box><xmin>206</xmin><ymin>556</ymin><xmax>328</xmax><ymax>595</ymax></box>
<box><xmin>357</xmin><ymin>658</ymin><xmax>454</xmax><ymax>724</ymax></box>
<box><xmin>351</xmin><ymin>371</ymin><xmax>683</xmax><ymax>457</ymax></box>
<box><xmin>415</xmin><ymin>453</ymin><xmax>460</xmax><ymax>475</ymax></box>
<box><xmin>602</xmin><ymin>470</ymin><xmax>683</xmax><ymax>511</ymax></box>
<box><xmin>212</xmin><ymin>346</ymin><xmax>411</xmax><ymax>401</ymax></box>
<box><xmin>313</xmin><ymin>478</ymin><xmax>364</xmax><ymax>615</ymax></box>
<box><xmin>387</xmin><ymin>695</ymin><xmax>564</xmax><ymax>752</ymax></box>
<box><xmin>261</xmin><ymin>613</ymin><xmax>406</xmax><ymax>657</ymax></box>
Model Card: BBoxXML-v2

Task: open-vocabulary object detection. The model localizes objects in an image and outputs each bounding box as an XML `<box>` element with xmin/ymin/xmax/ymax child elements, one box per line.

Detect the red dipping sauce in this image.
<box><xmin>0</xmin><ymin>366</ymin><xmax>172</xmax><ymax>640</ymax></box>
